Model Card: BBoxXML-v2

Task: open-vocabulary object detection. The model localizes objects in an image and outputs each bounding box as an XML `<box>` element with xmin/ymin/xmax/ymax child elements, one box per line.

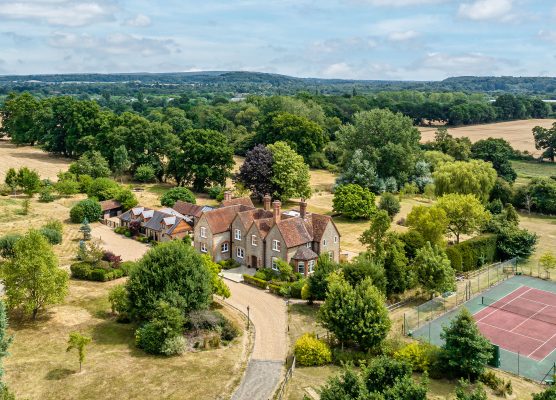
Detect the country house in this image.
<box><xmin>194</xmin><ymin>192</ymin><xmax>341</xmax><ymax>276</ymax></box>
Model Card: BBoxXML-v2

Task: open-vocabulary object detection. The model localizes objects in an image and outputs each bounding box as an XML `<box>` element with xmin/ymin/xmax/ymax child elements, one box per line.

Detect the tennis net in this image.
<box><xmin>481</xmin><ymin>296</ymin><xmax>556</xmax><ymax>326</ymax></box>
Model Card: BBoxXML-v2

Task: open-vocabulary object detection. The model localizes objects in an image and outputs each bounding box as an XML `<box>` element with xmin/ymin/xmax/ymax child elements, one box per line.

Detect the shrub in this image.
<box><xmin>70</xmin><ymin>262</ymin><xmax>92</xmax><ymax>279</ymax></box>
<box><xmin>114</xmin><ymin>226</ymin><xmax>126</xmax><ymax>234</ymax></box>
<box><xmin>446</xmin><ymin>234</ymin><xmax>498</xmax><ymax>272</ymax></box>
<box><xmin>0</xmin><ymin>234</ymin><xmax>21</xmax><ymax>259</ymax></box>
<box><xmin>331</xmin><ymin>347</ymin><xmax>372</xmax><ymax>367</ymax></box>
<box><xmin>289</xmin><ymin>279</ymin><xmax>305</xmax><ymax>299</ymax></box>
<box><xmin>120</xmin><ymin>261</ymin><xmax>137</xmax><ymax>276</ymax></box>
<box><xmin>70</xmin><ymin>199</ymin><xmax>102</xmax><ymax>223</ymax></box>
<box><xmin>379</xmin><ymin>192</ymin><xmax>401</xmax><ymax>219</ymax></box>
<box><xmin>218</xmin><ymin>258</ymin><xmax>241</xmax><ymax>270</ymax></box>
<box><xmin>90</xmin><ymin>269</ymin><xmax>107</xmax><ymax>281</ymax></box>
<box><xmin>188</xmin><ymin>310</ymin><xmax>223</xmax><ymax>332</ymax></box>
<box><xmin>39</xmin><ymin>228</ymin><xmax>62</xmax><ymax>245</ymax></box>
<box><xmin>161</xmin><ymin>335</ymin><xmax>187</xmax><ymax>356</ymax></box>
<box><xmin>294</xmin><ymin>333</ymin><xmax>332</xmax><ymax>366</ymax></box>
<box><xmin>332</xmin><ymin>184</ymin><xmax>377</xmax><ymax>219</ymax></box>
<box><xmin>108</xmin><ymin>284</ymin><xmax>130</xmax><ymax>321</ymax></box>
<box><xmin>393</xmin><ymin>342</ymin><xmax>441</xmax><ymax>372</ymax></box>
<box><xmin>160</xmin><ymin>187</ymin><xmax>196</xmax><ymax>207</ymax></box>
<box><xmin>39</xmin><ymin>188</ymin><xmax>55</xmax><ymax>202</ymax></box>
<box><xmin>242</xmin><ymin>274</ymin><xmax>268</xmax><ymax>289</ymax></box>
<box><xmin>208</xmin><ymin>185</ymin><xmax>226</xmax><ymax>200</ymax></box>
<box><xmin>220</xmin><ymin>318</ymin><xmax>240</xmax><ymax>341</ymax></box>
<box><xmin>135</xmin><ymin>302</ymin><xmax>185</xmax><ymax>355</ymax></box>
<box><xmin>135</xmin><ymin>321</ymin><xmax>166</xmax><ymax>354</ymax></box>
<box><xmin>133</xmin><ymin>164</ymin><xmax>156</xmax><ymax>183</ymax></box>
<box><xmin>253</xmin><ymin>267</ymin><xmax>275</xmax><ymax>281</ymax></box>
<box><xmin>478</xmin><ymin>371</ymin><xmax>502</xmax><ymax>391</ymax></box>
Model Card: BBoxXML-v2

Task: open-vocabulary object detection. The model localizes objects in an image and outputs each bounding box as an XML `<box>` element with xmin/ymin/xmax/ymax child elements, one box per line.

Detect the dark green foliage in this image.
<box><xmin>135</xmin><ymin>301</ymin><xmax>185</xmax><ymax>355</ymax></box>
<box><xmin>187</xmin><ymin>310</ymin><xmax>239</xmax><ymax>342</ymax></box>
<box><xmin>486</xmin><ymin>199</ymin><xmax>503</xmax><ymax>214</ymax></box>
<box><xmin>160</xmin><ymin>187</ymin><xmax>196</xmax><ymax>207</ymax></box>
<box><xmin>39</xmin><ymin>187</ymin><xmax>56</xmax><ymax>202</ymax></box>
<box><xmin>471</xmin><ymin>138</ymin><xmax>516</xmax><ymax>182</ymax></box>
<box><xmin>383</xmin><ymin>235</ymin><xmax>412</xmax><ymax>296</ymax></box>
<box><xmin>207</xmin><ymin>185</ymin><xmax>226</xmax><ymax>200</ymax></box>
<box><xmin>496</xmin><ymin>227</ymin><xmax>538</xmax><ymax>259</ymax></box>
<box><xmin>127</xmin><ymin>241</ymin><xmax>212</xmax><ymax>320</ymax></box>
<box><xmin>86</xmin><ymin>177</ymin><xmax>120</xmax><ymax>200</ymax></box>
<box><xmin>17</xmin><ymin>167</ymin><xmax>41</xmax><ymax>196</ymax></box>
<box><xmin>0</xmin><ymin>235</ymin><xmax>21</xmax><ymax>259</ymax></box>
<box><xmin>306</xmin><ymin>255</ymin><xmax>340</xmax><ymax>301</ymax></box>
<box><xmin>445</xmin><ymin>234</ymin><xmax>498</xmax><ymax>272</ymax></box>
<box><xmin>0</xmin><ymin>300</ymin><xmax>13</xmax><ymax>393</ymax></box>
<box><xmin>344</xmin><ymin>254</ymin><xmax>387</xmax><ymax>294</ymax></box>
<box><xmin>379</xmin><ymin>193</ymin><xmax>401</xmax><ymax>219</ymax></box>
<box><xmin>398</xmin><ymin>230</ymin><xmax>426</xmax><ymax>260</ymax></box>
<box><xmin>333</xmin><ymin>184</ymin><xmax>377</xmax><ymax>219</ymax></box>
<box><xmin>489</xmin><ymin>178</ymin><xmax>514</xmax><ymax>205</ymax></box>
<box><xmin>514</xmin><ymin>178</ymin><xmax>556</xmax><ymax>215</ymax></box>
<box><xmin>532</xmin><ymin>122</ymin><xmax>556</xmax><ymax>162</ymax></box>
<box><xmin>441</xmin><ymin>308</ymin><xmax>493</xmax><ymax>380</ymax></box>
<box><xmin>69</xmin><ymin>199</ymin><xmax>102</xmax><ymax>223</ymax></box>
<box><xmin>455</xmin><ymin>380</ymin><xmax>488</xmax><ymax>400</ymax></box>
<box><xmin>70</xmin><ymin>262</ymin><xmax>92</xmax><ymax>280</ymax></box>
<box><xmin>414</xmin><ymin>243</ymin><xmax>456</xmax><ymax>297</ymax></box>
<box><xmin>39</xmin><ymin>228</ymin><xmax>62</xmax><ymax>245</ymax></box>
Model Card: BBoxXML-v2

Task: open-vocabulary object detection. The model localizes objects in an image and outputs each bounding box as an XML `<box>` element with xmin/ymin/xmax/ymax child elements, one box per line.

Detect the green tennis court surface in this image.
<box><xmin>412</xmin><ymin>275</ymin><xmax>556</xmax><ymax>382</ymax></box>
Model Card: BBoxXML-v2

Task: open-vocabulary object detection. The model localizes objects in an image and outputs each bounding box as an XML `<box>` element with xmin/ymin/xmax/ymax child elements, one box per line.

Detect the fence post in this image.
<box><xmin>518</xmin><ymin>352</ymin><xmax>520</xmax><ymax>376</ymax></box>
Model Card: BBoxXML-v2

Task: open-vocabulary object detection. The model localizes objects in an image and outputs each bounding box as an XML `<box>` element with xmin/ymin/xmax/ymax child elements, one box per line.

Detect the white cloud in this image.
<box><xmin>310</xmin><ymin>37</ymin><xmax>377</xmax><ymax>54</ymax></box>
<box><xmin>458</xmin><ymin>0</ymin><xmax>513</xmax><ymax>21</ymax></box>
<box><xmin>322</xmin><ymin>62</ymin><xmax>353</xmax><ymax>77</ymax></box>
<box><xmin>48</xmin><ymin>32</ymin><xmax>179</xmax><ymax>56</ymax></box>
<box><xmin>387</xmin><ymin>30</ymin><xmax>419</xmax><ymax>42</ymax></box>
<box><xmin>538</xmin><ymin>30</ymin><xmax>556</xmax><ymax>44</ymax></box>
<box><xmin>0</xmin><ymin>0</ymin><xmax>114</xmax><ymax>27</ymax></box>
<box><xmin>416</xmin><ymin>51</ymin><xmax>513</xmax><ymax>75</ymax></box>
<box><xmin>125</xmin><ymin>14</ymin><xmax>151</xmax><ymax>27</ymax></box>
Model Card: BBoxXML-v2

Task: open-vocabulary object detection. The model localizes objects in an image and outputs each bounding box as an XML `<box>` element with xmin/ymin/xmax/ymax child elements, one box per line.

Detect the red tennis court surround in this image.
<box><xmin>474</xmin><ymin>286</ymin><xmax>556</xmax><ymax>361</ymax></box>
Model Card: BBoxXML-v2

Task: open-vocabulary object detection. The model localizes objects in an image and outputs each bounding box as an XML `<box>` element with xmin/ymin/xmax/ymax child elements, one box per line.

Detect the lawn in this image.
<box><xmin>518</xmin><ymin>211</ymin><xmax>556</xmax><ymax>274</ymax></box>
<box><xmin>4</xmin><ymin>279</ymin><xmax>251</xmax><ymax>400</ymax></box>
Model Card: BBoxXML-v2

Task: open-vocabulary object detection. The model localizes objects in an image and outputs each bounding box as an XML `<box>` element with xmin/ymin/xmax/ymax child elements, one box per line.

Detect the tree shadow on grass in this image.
<box><xmin>90</xmin><ymin>319</ymin><xmax>136</xmax><ymax>347</ymax></box>
<box><xmin>45</xmin><ymin>368</ymin><xmax>74</xmax><ymax>380</ymax></box>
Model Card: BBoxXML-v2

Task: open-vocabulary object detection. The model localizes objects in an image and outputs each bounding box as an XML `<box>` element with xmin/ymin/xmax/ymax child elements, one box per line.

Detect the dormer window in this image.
<box><xmin>235</xmin><ymin>229</ymin><xmax>241</xmax><ymax>240</ymax></box>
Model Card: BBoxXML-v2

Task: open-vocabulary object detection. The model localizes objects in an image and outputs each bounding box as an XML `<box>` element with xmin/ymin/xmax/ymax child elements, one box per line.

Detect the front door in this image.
<box><xmin>251</xmin><ymin>255</ymin><xmax>257</xmax><ymax>269</ymax></box>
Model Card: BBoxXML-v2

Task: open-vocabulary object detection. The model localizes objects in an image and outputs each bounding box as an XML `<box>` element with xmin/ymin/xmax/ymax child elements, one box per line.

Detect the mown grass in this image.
<box><xmin>512</xmin><ymin>160</ymin><xmax>556</xmax><ymax>186</ymax></box>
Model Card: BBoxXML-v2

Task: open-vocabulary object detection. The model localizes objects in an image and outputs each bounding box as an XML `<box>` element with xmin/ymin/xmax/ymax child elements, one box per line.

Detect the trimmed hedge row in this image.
<box><xmin>70</xmin><ymin>261</ymin><xmax>130</xmax><ymax>282</ymax></box>
<box><xmin>446</xmin><ymin>234</ymin><xmax>498</xmax><ymax>272</ymax></box>
<box><xmin>242</xmin><ymin>274</ymin><xmax>268</xmax><ymax>289</ymax></box>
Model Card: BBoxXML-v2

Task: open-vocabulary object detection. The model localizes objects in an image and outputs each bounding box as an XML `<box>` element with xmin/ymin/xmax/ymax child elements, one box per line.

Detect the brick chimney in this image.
<box><xmin>224</xmin><ymin>190</ymin><xmax>232</xmax><ymax>201</ymax></box>
<box><xmin>273</xmin><ymin>200</ymin><xmax>281</xmax><ymax>224</ymax></box>
<box><xmin>263</xmin><ymin>194</ymin><xmax>271</xmax><ymax>211</ymax></box>
<box><xmin>300</xmin><ymin>198</ymin><xmax>307</xmax><ymax>219</ymax></box>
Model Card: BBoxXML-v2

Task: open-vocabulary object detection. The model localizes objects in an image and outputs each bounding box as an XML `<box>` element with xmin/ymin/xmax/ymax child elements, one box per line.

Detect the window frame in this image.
<box><xmin>236</xmin><ymin>247</ymin><xmax>244</xmax><ymax>259</ymax></box>
<box><xmin>221</xmin><ymin>242</ymin><xmax>229</xmax><ymax>253</ymax></box>
<box><xmin>297</xmin><ymin>262</ymin><xmax>305</xmax><ymax>274</ymax></box>
<box><xmin>308</xmin><ymin>260</ymin><xmax>315</xmax><ymax>274</ymax></box>
<box><xmin>271</xmin><ymin>257</ymin><xmax>279</xmax><ymax>271</ymax></box>
<box><xmin>272</xmin><ymin>239</ymin><xmax>281</xmax><ymax>252</ymax></box>
<box><xmin>251</xmin><ymin>235</ymin><xmax>257</xmax><ymax>246</ymax></box>
<box><xmin>200</xmin><ymin>226</ymin><xmax>207</xmax><ymax>238</ymax></box>
<box><xmin>200</xmin><ymin>243</ymin><xmax>207</xmax><ymax>253</ymax></box>
<box><xmin>234</xmin><ymin>229</ymin><xmax>241</xmax><ymax>241</ymax></box>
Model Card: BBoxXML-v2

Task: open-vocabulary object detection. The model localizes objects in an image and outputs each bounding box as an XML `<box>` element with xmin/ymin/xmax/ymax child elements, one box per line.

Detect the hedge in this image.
<box><xmin>446</xmin><ymin>234</ymin><xmax>498</xmax><ymax>272</ymax></box>
<box><xmin>242</xmin><ymin>274</ymin><xmax>268</xmax><ymax>289</ymax></box>
<box><xmin>70</xmin><ymin>262</ymin><xmax>128</xmax><ymax>282</ymax></box>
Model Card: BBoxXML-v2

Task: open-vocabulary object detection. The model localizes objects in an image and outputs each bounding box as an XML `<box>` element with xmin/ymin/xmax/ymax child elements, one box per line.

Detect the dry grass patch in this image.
<box><xmin>419</xmin><ymin>119</ymin><xmax>556</xmax><ymax>157</ymax></box>
<box><xmin>0</xmin><ymin>140</ymin><xmax>71</xmax><ymax>181</ymax></box>
<box><xmin>518</xmin><ymin>212</ymin><xmax>556</xmax><ymax>273</ymax></box>
<box><xmin>4</xmin><ymin>279</ymin><xmax>250</xmax><ymax>400</ymax></box>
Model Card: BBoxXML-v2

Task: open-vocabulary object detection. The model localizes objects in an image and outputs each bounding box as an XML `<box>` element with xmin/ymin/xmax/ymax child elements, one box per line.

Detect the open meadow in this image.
<box><xmin>419</xmin><ymin>119</ymin><xmax>556</xmax><ymax>156</ymax></box>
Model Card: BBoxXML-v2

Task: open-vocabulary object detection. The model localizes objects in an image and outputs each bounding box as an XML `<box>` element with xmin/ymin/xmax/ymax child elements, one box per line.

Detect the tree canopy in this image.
<box><xmin>433</xmin><ymin>160</ymin><xmax>497</xmax><ymax>203</ymax></box>
<box><xmin>267</xmin><ymin>141</ymin><xmax>311</xmax><ymax>201</ymax></box>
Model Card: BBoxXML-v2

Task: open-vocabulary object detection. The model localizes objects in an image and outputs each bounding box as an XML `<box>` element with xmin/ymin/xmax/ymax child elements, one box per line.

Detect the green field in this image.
<box><xmin>512</xmin><ymin>160</ymin><xmax>556</xmax><ymax>186</ymax></box>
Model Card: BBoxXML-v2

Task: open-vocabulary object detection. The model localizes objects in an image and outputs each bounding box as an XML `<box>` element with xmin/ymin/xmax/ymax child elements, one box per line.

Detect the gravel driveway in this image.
<box><xmin>90</xmin><ymin>224</ymin><xmax>149</xmax><ymax>261</ymax></box>
<box><xmin>225</xmin><ymin>280</ymin><xmax>288</xmax><ymax>400</ymax></box>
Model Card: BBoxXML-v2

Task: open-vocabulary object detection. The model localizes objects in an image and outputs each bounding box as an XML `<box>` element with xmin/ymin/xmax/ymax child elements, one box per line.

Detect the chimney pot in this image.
<box><xmin>300</xmin><ymin>199</ymin><xmax>307</xmax><ymax>219</ymax></box>
<box><xmin>263</xmin><ymin>194</ymin><xmax>271</xmax><ymax>211</ymax></box>
<box><xmin>273</xmin><ymin>200</ymin><xmax>281</xmax><ymax>224</ymax></box>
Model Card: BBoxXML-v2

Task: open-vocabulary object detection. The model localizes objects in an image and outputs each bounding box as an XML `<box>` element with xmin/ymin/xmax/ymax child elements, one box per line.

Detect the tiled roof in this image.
<box><xmin>221</xmin><ymin>197</ymin><xmax>255</xmax><ymax>208</ymax></box>
<box><xmin>276</xmin><ymin>217</ymin><xmax>313</xmax><ymax>248</ymax></box>
<box><xmin>204</xmin><ymin>205</ymin><xmax>251</xmax><ymax>234</ymax></box>
<box><xmin>99</xmin><ymin>199</ymin><xmax>122</xmax><ymax>212</ymax></box>
<box><xmin>253</xmin><ymin>218</ymin><xmax>273</xmax><ymax>239</ymax></box>
<box><xmin>310</xmin><ymin>213</ymin><xmax>335</xmax><ymax>242</ymax></box>
<box><xmin>172</xmin><ymin>201</ymin><xmax>205</xmax><ymax>218</ymax></box>
<box><xmin>236</xmin><ymin>208</ymin><xmax>274</xmax><ymax>230</ymax></box>
<box><xmin>292</xmin><ymin>246</ymin><xmax>318</xmax><ymax>261</ymax></box>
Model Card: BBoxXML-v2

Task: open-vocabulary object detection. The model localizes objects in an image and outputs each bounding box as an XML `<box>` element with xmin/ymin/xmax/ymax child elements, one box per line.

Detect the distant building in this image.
<box><xmin>118</xmin><ymin>206</ymin><xmax>192</xmax><ymax>242</ymax></box>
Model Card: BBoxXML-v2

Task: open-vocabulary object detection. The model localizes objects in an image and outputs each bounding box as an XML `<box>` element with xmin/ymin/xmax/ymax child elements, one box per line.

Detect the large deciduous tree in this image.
<box><xmin>471</xmin><ymin>138</ymin><xmax>517</xmax><ymax>182</ymax></box>
<box><xmin>359</xmin><ymin>210</ymin><xmax>391</xmax><ymax>257</ymax></box>
<box><xmin>168</xmin><ymin>129</ymin><xmax>234</xmax><ymax>191</ymax></box>
<box><xmin>436</xmin><ymin>194</ymin><xmax>491</xmax><ymax>244</ymax></box>
<box><xmin>267</xmin><ymin>141</ymin><xmax>311</xmax><ymax>201</ymax></box>
<box><xmin>433</xmin><ymin>160</ymin><xmax>497</xmax><ymax>203</ymax></box>
<box><xmin>256</xmin><ymin>112</ymin><xmax>326</xmax><ymax>161</ymax></box>
<box><xmin>3</xmin><ymin>230</ymin><xmax>68</xmax><ymax>319</ymax></box>
<box><xmin>126</xmin><ymin>241</ymin><xmax>213</xmax><ymax>320</ymax></box>
<box><xmin>69</xmin><ymin>151</ymin><xmax>112</xmax><ymax>178</ymax></box>
<box><xmin>237</xmin><ymin>144</ymin><xmax>276</xmax><ymax>200</ymax></box>
<box><xmin>318</xmin><ymin>274</ymin><xmax>390</xmax><ymax>351</ymax></box>
<box><xmin>337</xmin><ymin>109</ymin><xmax>421</xmax><ymax>184</ymax></box>
<box><xmin>533</xmin><ymin>122</ymin><xmax>556</xmax><ymax>162</ymax></box>
<box><xmin>406</xmin><ymin>205</ymin><xmax>448</xmax><ymax>246</ymax></box>
<box><xmin>112</xmin><ymin>145</ymin><xmax>131</xmax><ymax>182</ymax></box>
<box><xmin>414</xmin><ymin>242</ymin><xmax>455</xmax><ymax>298</ymax></box>
<box><xmin>336</xmin><ymin>149</ymin><xmax>379</xmax><ymax>191</ymax></box>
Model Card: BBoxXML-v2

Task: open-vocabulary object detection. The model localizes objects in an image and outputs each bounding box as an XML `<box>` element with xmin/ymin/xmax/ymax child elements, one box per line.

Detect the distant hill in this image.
<box><xmin>1</xmin><ymin>71</ymin><xmax>556</xmax><ymax>96</ymax></box>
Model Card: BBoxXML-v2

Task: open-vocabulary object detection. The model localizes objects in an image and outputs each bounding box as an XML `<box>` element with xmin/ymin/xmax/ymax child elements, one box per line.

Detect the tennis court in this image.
<box><xmin>412</xmin><ymin>275</ymin><xmax>556</xmax><ymax>381</ymax></box>
<box><xmin>476</xmin><ymin>286</ymin><xmax>556</xmax><ymax>361</ymax></box>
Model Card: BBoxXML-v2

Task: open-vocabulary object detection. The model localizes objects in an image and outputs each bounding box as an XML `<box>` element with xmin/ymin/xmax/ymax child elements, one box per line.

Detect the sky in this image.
<box><xmin>0</xmin><ymin>0</ymin><xmax>554</xmax><ymax>80</ymax></box>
